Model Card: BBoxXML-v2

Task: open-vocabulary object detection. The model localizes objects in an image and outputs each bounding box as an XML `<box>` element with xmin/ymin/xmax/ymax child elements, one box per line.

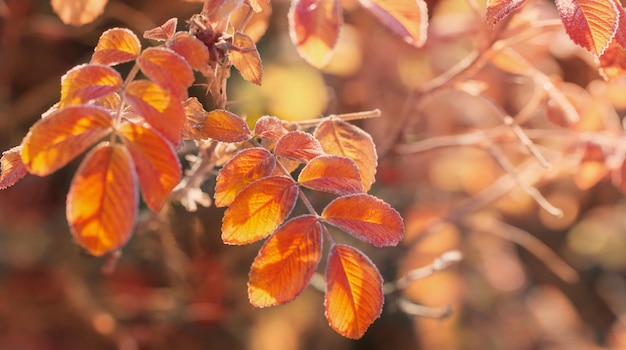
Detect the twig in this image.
<box><xmin>295</xmin><ymin>109</ymin><xmax>382</xmax><ymax>129</ymax></box>
<box><xmin>395</xmin><ymin>127</ymin><xmax>506</xmax><ymax>154</ymax></box>
<box><xmin>397</xmin><ymin>297</ymin><xmax>453</xmax><ymax>319</ymax></box>
<box><xmin>384</xmin><ymin>250</ymin><xmax>463</xmax><ymax>294</ymax></box>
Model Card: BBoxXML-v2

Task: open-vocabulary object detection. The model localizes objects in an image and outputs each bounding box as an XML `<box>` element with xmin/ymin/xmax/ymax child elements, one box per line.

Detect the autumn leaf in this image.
<box><xmin>357</xmin><ymin>0</ymin><xmax>429</xmax><ymax>47</ymax></box>
<box><xmin>253</xmin><ymin>115</ymin><xmax>289</xmax><ymax>141</ymax></box>
<box><xmin>275</xmin><ymin>130</ymin><xmax>325</xmax><ymax>162</ymax></box>
<box><xmin>137</xmin><ymin>47</ymin><xmax>194</xmax><ymax>98</ymax></box>
<box><xmin>0</xmin><ymin>146</ymin><xmax>27</xmax><ymax>189</ymax></box>
<box><xmin>230</xmin><ymin>32</ymin><xmax>263</xmax><ymax>85</ymax></box>
<box><xmin>298</xmin><ymin>155</ymin><xmax>363</xmax><ymax>195</ymax></box>
<box><xmin>599</xmin><ymin>39</ymin><xmax>626</xmax><ymax>79</ymax></box>
<box><xmin>486</xmin><ymin>0</ymin><xmax>526</xmax><ymax>26</ymax></box>
<box><xmin>555</xmin><ymin>0</ymin><xmax>619</xmax><ymax>55</ymax></box>
<box><xmin>144</xmin><ymin>18</ymin><xmax>178</xmax><ymax>41</ymax></box>
<box><xmin>204</xmin><ymin>0</ymin><xmax>244</xmax><ymax>23</ymax></box>
<box><xmin>574</xmin><ymin>142</ymin><xmax>608</xmax><ymax>190</ymax></box>
<box><xmin>247</xmin><ymin>0</ymin><xmax>270</xmax><ymax>12</ymax></box>
<box><xmin>222</xmin><ymin>176</ymin><xmax>299</xmax><ymax>245</ymax></box>
<box><xmin>91</xmin><ymin>28</ymin><xmax>141</xmax><ymax>66</ymax></box>
<box><xmin>166</xmin><ymin>32</ymin><xmax>211</xmax><ymax>72</ymax></box>
<box><xmin>51</xmin><ymin>0</ymin><xmax>108</xmax><ymax>26</ymax></box>
<box><xmin>198</xmin><ymin>109</ymin><xmax>252</xmax><ymax>142</ymax></box>
<box><xmin>289</xmin><ymin>0</ymin><xmax>342</xmax><ymax>68</ymax></box>
<box><xmin>314</xmin><ymin>118</ymin><xmax>377</xmax><ymax>191</ymax></box>
<box><xmin>117</xmin><ymin>122</ymin><xmax>181</xmax><ymax>212</ymax></box>
<box><xmin>248</xmin><ymin>215</ymin><xmax>322</xmax><ymax>307</ymax></box>
<box><xmin>321</xmin><ymin>193</ymin><xmax>403</xmax><ymax>247</ymax></box>
<box><xmin>21</xmin><ymin>105</ymin><xmax>113</xmax><ymax>176</ymax></box>
<box><xmin>325</xmin><ymin>244</ymin><xmax>383</xmax><ymax>339</ymax></box>
<box><xmin>214</xmin><ymin>147</ymin><xmax>276</xmax><ymax>207</ymax></box>
<box><xmin>59</xmin><ymin>64</ymin><xmax>122</xmax><ymax>107</ymax></box>
<box><xmin>67</xmin><ymin>143</ymin><xmax>138</xmax><ymax>256</ymax></box>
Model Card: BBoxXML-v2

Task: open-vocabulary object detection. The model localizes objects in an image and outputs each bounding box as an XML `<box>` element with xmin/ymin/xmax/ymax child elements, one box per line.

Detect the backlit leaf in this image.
<box><xmin>201</xmin><ymin>109</ymin><xmax>252</xmax><ymax>142</ymax></box>
<box><xmin>204</xmin><ymin>0</ymin><xmax>244</xmax><ymax>22</ymax></box>
<box><xmin>289</xmin><ymin>0</ymin><xmax>342</xmax><ymax>68</ymax></box>
<box><xmin>166</xmin><ymin>32</ymin><xmax>211</xmax><ymax>72</ymax></box>
<box><xmin>67</xmin><ymin>143</ymin><xmax>138</xmax><ymax>256</ymax></box>
<box><xmin>124</xmin><ymin>80</ymin><xmax>186</xmax><ymax>145</ymax></box>
<box><xmin>137</xmin><ymin>47</ymin><xmax>194</xmax><ymax>98</ymax></box>
<box><xmin>321</xmin><ymin>193</ymin><xmax>403</xmax><ymax>247</ymax></box>
<box><xmin>298</xmin><ymin>155</ymin><xmax>363</xmax><ymax>195</ymax></box>
<box><xmin>91</xmin><ymin>28</ymin><xmax>141</xmax><ymax>66</ymax></box>
<box><xmin>118</xmin><ymin>122</ymin><xmax>181</xmax><ymax>212</ymax></box>
<box><xmin>182</xmin><ymin>97</ymin><xmax>210</xmax><ymax>141</ymax></box>
<box><xmin>215</xmin><ymin>147</ymin><xmax>276</xmax><ymax>207</ymax></box>
<box><xmin>325</xmin><ymin>244</ymin><xmax>383</xmax><ymax>339</ymax></box>
<box><xmin>599</xmin><ymin>39</ymin><xmax>626</xmax><ymax>79</ymax></box>
<box><xmin>222</xmin><ymin>176</ymin><xmax>298</xmax><ymax>245</ymax></box>
<box><xmin>21</xmin><ymin>106</ymin><xmax>113</xmax><ymax>176</ymax></box>
<box><xmin>60</xmin><ymin>64</ymin><xmax>122</xmax><ymax>107</ymax></box>
<box><xmin>51</xmin><ymin>0</ymin><xmax>107</xmax><ymax>26</ymax></box>
<box><xmin>555</xmin><ymin>0</ymin><xmax>619</xmax><ymax>55</ymax></box>
<box><xmin>248</xmin><ymin>215</ymin><xmax>322</xmax><ymax>307</ymax></box>
<box><xmin>144</xmin><ymin>18</ymin><xmax>178</xmax><ymax>41</ymax></box>
<box><xmin>253</xmin><ymin>115</ymin><xmax>289</xmax><ymax>141</ymax></box>
<box><xmin>486</xmin><ymin>0</ymin><xmax>526</xmax><ymax>25</ymax></box>
<box><xmin>230</xmin><ymin>32</ymin><xmax>263</xmax><ymax>85</ymax></box>
<box><xmin>275</xmin><ymin>130</ymin><xmax>324</xmax><ymax>162</ymax></box>
<box><xmin>314</xmin><ymin>118</ymin><xmax>377</xmax><ymax>191</ymax></box>
<box><xmin>0</xmin><ymin>146</ymin><xmax>27</xmax><ymax>189</ymax></box>
<box><xmin>610</xmin><ymin>0</ymin><xmax>626</xmax><ymax>47</ymax></box>
<box><xmin>358</xmin><ymin>0</ymin><xmax>429</xmax><ymax>47</ymax></box>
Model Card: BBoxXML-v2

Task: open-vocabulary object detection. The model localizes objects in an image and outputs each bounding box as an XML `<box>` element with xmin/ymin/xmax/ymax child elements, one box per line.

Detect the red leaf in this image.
<box><xmin>166</xmin><ymin>32</ymin><xmax>211</xmax><ymax>72</ymax></box>
<box><xmin>21</xmin><ymin>106</ymin><xmax>113</xmax><ymax>176</ymax></box>
<box><xmin>67</xmin><ymin>143</ymin><xmax>138</xmax><ymax>256</ymax></box>
<box><xmin>137</xmin><ymin>47</ymin><xmax>194</xmax><ymax>98</ymax></box>
<box><xmin>298</xmin><ymin>155</ymin><xmax>363</xmax><ymax>195</ymax></box>
<box><xmin>253</xmin><ymin>115</ymin><xmax>289</xmax><ymax>141</ymax></box>
<box><xmin>325</xmin><ymin>244</ymin><xmax>383</xmax><ymax>339</ymax></box>
<box><xmin>555</xmin><ymin>0</ymin><xmax>619</xmax><ymax>55</ymax></box>
<box><xmin>60</xmin><ymin>64</ymin><xmax>122</xmax><ymax>107</ymax></box>
<box><xmin>91</xmin><ymin>28</ymin><xmax>141</xmax><ymax>66</ymax></box>
<box><xmin>274</xmin><ymin>130</ymin><xmax>324</xmax><ymax>162</ymax></box>
<box><xmin>0</xmin><ymin>146</ymin><xmax>27</xmax><ymax>189</ymax></box>
<box><xmin>117</xmin><ymin>122</ymin><xmax>182</xmax><ymax>212</ymax></box>
<box><xmin>51</xmin><ymin>0</ymin><xmax>108</xmax><ymax>26</ymax></box>
<box><xmin>321</xmin><ymin>193</ymin><xmax>403</xmax><ymax>247</ymax></box>
<box><xmin>200</xmin><ymin>109</ymin><xmax>252</xmax><ymax>142</ymax></box>
<box><xmin>609</xmin><ymin>0</ymin><xmax>626</xmax><ymax>48</ymax></box>
<box><xmin>358</xmin><ymin>0</ymin><xmax>429</xmax><ymax>47</ymax></box>
<box><xmin>248</xmin><ymin>215</ymin><xmax>322</xmax><ymax>307</ymax></box>
<box><xmin>144</xmin><ymin>18</ymin><xmax>178</xmax><ymax>41</ymax></box>
<box><xmin>599</xmin><ymin>38</ymin><xmax>626</xmax><ymax>79</ymax></box>
<box><xmin>486</xmin><ymin>0</ymin><xmax>526</xmax><ymax>25</ymax></box>
<box><xmin>288</xmin><ymin>0</ymin><xmax>342</xmax><ymax>68</ymax></box>
<box><xmin>314</xmin><ymin>118</ymin><xmax>377</xmax><ymax>191</ymax></box>
<box><xmin>222</xmin><ymin>176</ymin><xmax>298</xmax><ymax>245</ymax></box>
<box><xmin>214</xmin><ymin>147</ymin><xmax>276</xmax><ymax>207</ymax></box>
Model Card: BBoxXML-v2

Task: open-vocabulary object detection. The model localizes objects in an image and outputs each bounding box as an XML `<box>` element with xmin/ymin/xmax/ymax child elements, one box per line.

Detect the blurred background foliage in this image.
<box><xmin>3</xmin><ymin>0</ymin><xmax>626</xmax><ymax>349</ymax></box>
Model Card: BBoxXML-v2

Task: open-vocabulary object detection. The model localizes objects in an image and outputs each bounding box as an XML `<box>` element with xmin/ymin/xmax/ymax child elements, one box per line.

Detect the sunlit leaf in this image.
<box><xmin>94</xmin><ymin>93</ymin><xmax>121</xmax><ymax>112</ymax></box>
<box><xmin>91</xmin><ymin>28</ymin><xmax>141</xmax><ymax>66</ymax></box>
<box><xmin>232</xmin><ymin>1</ymin><xmax>273</xmax><ymax>41</ymax></box>
<box><xmin>124</xmin><ymin>80</ymin><xmax>186</xmax><ymax>145</ymax></box>
<box><xmin>610</xmin><ymin>0</ymin><xmax>626</xmax><ymax>47</ymax></box>
<box><xmin>248</xmin><ymin>215</ymin><xmax>322</xmax><ymax>307</ymax></box>
<box><xmin>144</xmin><ymin>18</ymin><xmax>178</xmax><ymax>41</ymax></box>
<box><xmin>21</xmin><ymin>106</ymin><xmax>113</xmax><ymax>176</ymax></box>
<box><xmin>555</xmin><ymin>0</ymin><xmax>619</xmax><ymax>55</ymax></box>
<box><xmin>358</xmin><ymin>0</ymin><xmax>428</xmax><ymax>47</ymax></box>
<box><xmin>599</xmin><ymin>39</ymin><xmax>626</xmax><ymax>79</ymax></box>
<box><xmin>117</xmin><ymin>122</ymin><xmax>181</xmax><ymax>212</ymax></box>
<box><xmin>253</xmin><ymin>115</ymin><xmax>289</xmax><ymax>141</ymax></box>
<box><xmin>314</xmin><ymin>118</ymin><xmax>377</xmax><ymax>191</ymax></box>
<box><xmin>325</xmin><ymin>244</ymin><xmax>383</xmax><ymax>339</ymax></box>
<box><xmin>321</xmin><ymin>193</ymin><xmax>403</xmax><ymax>247</ymax></box>
<box><xmin>0</xmin><ymin>146</ymin><xmax>27</xmax><ymax>189</ymax></box>
<box><xmin>222</xmin><ymin>176</ymin><xmax>298</xmax><ymax>245</ymax></box>
<box><xmin>486</xmin><ymin>0</ymin><xmax>526</xmax><ymax>25</ymax></box>
<box><xmin>166</xmin><ymin>32</ymin><xmax>211</xmax><ymax>72</ymax></box>
<box><xmin>204</xmin><ymin>0</ymin><xmax>244</xmax><ymax>22</ymax></box>
<box><xmin>51</xmin><ymin>0</ymin><xmax>108</xmax><ymax>26</ymax></box>
<box><xmin>67</xmin><ymin>143</ymin><xmax>138</xmax><ymax>256</ymax></box>
<box><xmin>215</xmin><ymin>147</ymin><xmax>276</xmax><ymax>207</ymax></box>
<box><xmin>247</xmin><ymin>0</ymin><xmax>270</xmax><ymax>12</ymax></box>
<box><xmin>182</xmin><ymin>97</ymin><xmax>210</xmax><ymax>141</ymax></box>
<box><xmin>137</xmin><ymin>47</ymin><xmax>194</xmax><ymax>98</ymax></box>
<box><xmin>199</xmin><ymin>109</ymin><xmax>252</xmax><ymax>142</ymax></box>
<box><xmin>230</xmin><ymin>32</ymin><xmax>263</xmax><ymax>85</ymax></box>
<box><xmin>289</xmin><ymin>0</ymin><xmax>342</xmax><ymax>68</ymax></box>
<box><xmin>60</xmin><ymin>64</ymin><xmax>122</xmax><ymax>107</ymax></box>
<box><xmin>298</xmin><ymin>155</ymin><xmax>363</xmax><ymax>195</ymax></box>
<box><xmin>275</xmin><ymin>130</ymin><xmax>324</xmax><ymax>162</ymax></box>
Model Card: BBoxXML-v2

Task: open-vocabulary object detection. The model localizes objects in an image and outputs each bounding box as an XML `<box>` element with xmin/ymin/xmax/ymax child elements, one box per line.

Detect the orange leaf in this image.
<box><xmin>486</xmin><ymin>0</ymin><xmax>527</xmax><ymax>26</ymax></box>
<box><xmin>298</xmin><ymin>155</ymin><xmax>363</xmax><ymax>195</ymax></box>
<box><xmin>325</xmin><ymin>244</ymin><xmax>383</xmax><ymax>339</ymax></box>
<box><xmin>321</xmin><ymin>193</ymin><xmax>403</xmax><ymax>247</ymax></box>
<box><xmin>253</xmin><ymin>115</ymin><xmax>288</xmax><ymax>141</ymax></box>
<box><xmin>166</xmin><ymin>32</ymin><xmax>211</xmax><ymax>72</ymax></box>
<box><xmin>117</xmin><ymin>122</ymin><xmax>181</xmax><ymax>212</ymax></box>
<box><xmin>357</xmin><ymin>0</ymin><xmax>428</xmax><ymax>47</ymax></box>
<box><xmin>555</xmin><ymin>0</ymin><xmax>619</xmax><ymax>55</ymax></box>
<box><xmin>91</xmin><ymin>28</ymin><xmax>141</xmax><ymax>66</ymax></box>
<box><xmin>214</xmin><ymin>147</ymin><xmax>276</xmax><ymax>207</ymax></box>
<box><xmin>248</xmin><ymin>215</ymin><xmax>322</xmax><ymax>307</ymax></box>
<box><xmin>574</xmin><ymin>142</ymin><xmax>608</xmax><ymax>190</ymax></box>
<box><xmin>230</xmin><ymin>32</ymin><xmax>263</xmax><ymax>85</ymax></box>
<box><xmin>314</xmin><ymin>118</ymin><xmax>377</xmax><ymax>191</ymax></box>
<box><xmin>599</xmin><ymin>39</ymin><xmax>626</xmax><ymax>79</ymax></box>
<box><xmin>247</xmin><ymin>0</ymin><xmax>270</xmax><ymax>12</ymax></box>
<box><xmin>289</xmin><ymin>0</ymin><xmax>342</xmax><ymax>68</ymax></box>
<box><xmin>124</xmin><ymin>80</ymin><xmax>186</xmax><ymax>145</ymax></box>
<box><xmin>137</xmin><ymin>47</ymin><xmax>194</xmax><ymax>98</ymax></box>
<box><xmin>21</xmin><ymin>106</ymin><xmax>113</xmax><ymax>176</ymax></box>
<box><xmin>0</xmin><ymin>146</ymin><xmax>27</xmax><ymax>189</ymax></box>
<box><xmin>204</xmin><ymin>0</ymin><xmax>244</xmax><ymax>23</ymax></box>
<box><xmin>60</xmin><ymin>64</ymin><xmax>122</xmax><ymax>107</ymax></box>
<box><xmin>222</xmin><ymin>176</ymin><xmax>298</xmax><ymax>245</ymax></box>
<box><xmin>144</xmin><ymin>18</ymin><xmax>178</xmax><ymax>41</ymax></box>
<box><xmin>275</xmin><ymin>130</ymin><xmax>324</xmax><ymax>162</ymax></box>
<box><xmin>201</xmin><ymin>109</ymin><xmax>252</xmax><ymax>142</ymax></box>
<box><xmin>67</xmin><ymin>143</ymin><xmax>138</xmax><ymax>256</ymax></box>
<box><xmin>51</xmin><ymin>0</ymin><xmax>108</xmax><ymax>26</ymax></box>
<box><xmin>609</xmin><ymin>0</ymin><xmax>626</xmax><ymax>48</ymax></box>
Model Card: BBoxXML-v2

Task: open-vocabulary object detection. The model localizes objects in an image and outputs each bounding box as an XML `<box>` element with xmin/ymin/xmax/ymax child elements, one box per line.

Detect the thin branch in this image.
<box><xmin>397</xmin><ymin>297</ymin><xmax>453</xmax><ymax>319</ymax></box>
<box><xmin>384</xmin><ymin>250</ymin><xmax>463</xmax><ymax>294</ymax></box>
<box><xmin>294</xmin><ymin>109</ymin><xmax>382</xmax><ymax>129</ymax></box>
<box><xmin>395</xmin><ymin>127</ymin><xmax>505</xmax><ymax>154</ymax></box>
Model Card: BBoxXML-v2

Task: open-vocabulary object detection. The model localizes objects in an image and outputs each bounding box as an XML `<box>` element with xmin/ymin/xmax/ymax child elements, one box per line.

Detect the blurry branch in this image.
<box><xmin>395</xmin><ymin>127</ymin><xmax>505</xmax><ymax>154</ymax></box>
<box><xmin>383</xmin><ymin>250</ymin><xmax>463</xmax><ymax>294</ymax></box>
<box><xmin>295</xmin><ymin>109</ymin><xmax>381</xmax><ymax>129</ymax></box>
<box><xmin>396</xmin><ymin>297</ymin><xmax>453</xmax><ymax>319</ymax></box>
